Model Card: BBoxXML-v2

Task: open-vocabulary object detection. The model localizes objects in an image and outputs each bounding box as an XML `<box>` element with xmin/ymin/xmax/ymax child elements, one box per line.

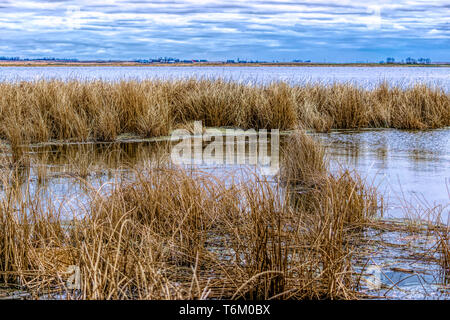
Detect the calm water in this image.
<box><xmin>316</xmin><ymin>129</ymin><xmax>450</xmax><ymax>221</ymax></box>
<box><xmin>1</xmin><ymin>66</ymin><xmax>449</xmax><ymax>90</ymax></box>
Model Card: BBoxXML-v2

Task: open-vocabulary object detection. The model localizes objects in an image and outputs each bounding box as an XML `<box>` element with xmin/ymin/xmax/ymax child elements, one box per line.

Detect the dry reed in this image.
<box><xmin>0</xmin><ymin>80</ymin><xmax>448</xmax><ymax>161</ymax></box>
<box><xmin>0</xmin><ymin>130</ymin><xmax>389</xmax><ymax>299</ymax></box>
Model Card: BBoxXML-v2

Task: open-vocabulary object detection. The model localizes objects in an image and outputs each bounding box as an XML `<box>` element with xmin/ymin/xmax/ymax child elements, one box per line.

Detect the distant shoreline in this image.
<box><xmin>1</xmin><ymin>61</ymin><xmax>449</xmax><ymax>67</ymax></box>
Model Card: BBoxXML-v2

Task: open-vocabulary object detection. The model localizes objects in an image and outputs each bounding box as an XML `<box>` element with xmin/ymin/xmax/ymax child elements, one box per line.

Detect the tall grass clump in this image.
<box><xmin>0</xmin><ymin>169</ymin><xmax>70</xmax><ymax>289</ymax></box>
<box><xmin>280</xmin><ymin>130</ymin><xmax>327</xmax><ymax>189</ymax></box>
<box><xmin>281</xmin><ymin>131</ymin><xmax>378</xmax><ymax>222</ymax></box>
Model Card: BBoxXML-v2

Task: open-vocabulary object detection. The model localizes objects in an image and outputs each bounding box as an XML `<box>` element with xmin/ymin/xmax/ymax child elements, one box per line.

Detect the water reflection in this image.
<box><xmin>316</xmin><ymin>128</ymin><xmax>450</xmax><ymax>220</ymax></box>
<box><xmin>1</xmin><ymin>128</ymin><xmax>449</xmax><ymax>220</ymax></box>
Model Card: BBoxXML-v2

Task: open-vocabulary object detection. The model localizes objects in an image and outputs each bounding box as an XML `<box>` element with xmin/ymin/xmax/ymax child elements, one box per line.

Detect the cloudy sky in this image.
<box><xmin>0</xmin><ymin>0</ymin><xmax>448</xmax><ymax>62</ymax></box>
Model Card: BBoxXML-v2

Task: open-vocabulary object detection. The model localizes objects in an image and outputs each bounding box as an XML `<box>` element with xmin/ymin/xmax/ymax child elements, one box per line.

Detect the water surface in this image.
<box><xmin>316</xmin><ymin>129</ymin><xmax>450</xmax><ymax>221</ymax></box>
<box><xmin>3</xmin><ymin>128</ymin><xmax>448</xmax><ymax>221</ymax></box>
<box><xmin>1</xmin><ymin>66</ymin><xmax>449</xmax><ymax>90</ymax></box>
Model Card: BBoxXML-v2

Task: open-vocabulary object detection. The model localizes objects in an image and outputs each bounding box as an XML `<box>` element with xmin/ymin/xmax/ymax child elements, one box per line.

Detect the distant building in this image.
<box><xmin>405</xmin><ymin>57</ymin><xmax>417</xmax><ymax>64</ymax></box>
<box><xmin>0</xmin><ymin>56</ymin><xmax>20</xmax><ymax>61</ymax></box>
<box><xmin>417</xmin><ymin>58</ymin><xmax>431</xmax><ymax>64</ymax></box>
<box><xmin>386</xmin><ymin>57</ymin><xmax>395</xmax><ymax>64</ymax></box>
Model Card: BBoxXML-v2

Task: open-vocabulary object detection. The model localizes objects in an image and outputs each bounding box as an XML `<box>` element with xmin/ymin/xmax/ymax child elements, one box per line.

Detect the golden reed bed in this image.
<box><xmin>0</xmin><ymin>131</ymin><xmax>379</xmax><ymax>299</ymax></box>
<box><xmin>0</xmin><ymin>79</ymin><xmax>448</xmax><ymax>148</ymax></box>
<box><xmin>0</xmin><ymin>130</ymin><xmax>448</xmax><ymax>299</ymax></box>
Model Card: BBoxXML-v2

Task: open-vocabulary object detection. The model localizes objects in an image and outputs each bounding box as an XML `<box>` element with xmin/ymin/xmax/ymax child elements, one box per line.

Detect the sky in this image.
<box><xmin>0</xmin><ymin>0</ymin><xmax>448</xmax><ymax>62</ymax></box>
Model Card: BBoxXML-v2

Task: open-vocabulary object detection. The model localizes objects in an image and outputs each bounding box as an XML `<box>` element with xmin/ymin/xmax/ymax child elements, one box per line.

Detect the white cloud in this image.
<box><xmin>0</xmin><ymin>0</ymin><xmax>448</xmax><ymax>60</ymax></box>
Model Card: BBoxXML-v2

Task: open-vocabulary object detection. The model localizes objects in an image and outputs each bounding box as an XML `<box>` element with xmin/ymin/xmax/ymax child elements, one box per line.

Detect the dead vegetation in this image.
<box><xmin>3</xmin><ymin>52</ymin><xmax>450</xmax><ymax>303</ymax></box>
<box><xmin>0</xmin><ymin>80</ymin><xmax>448</xmax><ymax>155</ymax></box>
<box><xmin>0</xmin><ymin>130</ymin><xmax>389</xmax><ymax>300</ymax></box>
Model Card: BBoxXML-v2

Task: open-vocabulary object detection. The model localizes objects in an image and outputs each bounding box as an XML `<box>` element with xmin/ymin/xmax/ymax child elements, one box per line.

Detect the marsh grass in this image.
<box><xmin>359</xmin><ymin>182</ymin><xmax>450</xmax><ymax>293</ymax></box>
<box><xmin>0</xmin><ymin>130</ymin><xmax>447</xmax><ymax>300</ymax></box>
<box><xmin>0</xmin><ymin>130</ymin><xmax>388</xmax><ymax>300</ymax></box>
<box><xmin>436</xmin><ymin>226</ymin><xmax>450</xmax><ymax>283</ymax></box>
<box><xmin>0</xmin><ymin>133</ymin><xmax>386</xmax><ymax>299</ymax></box>
<box><xmin>0</xmin><ymin>80</ymin><xmax>448</xmax><ymax>165</ymax></box>
<box><xmin>281</xmin><ymin>131</ymin><xmax>379</xmax><ymax>223</ymax></box>
<box><xmin>280</xmin><ymin>129</ymin><xmax>327</xmax><ymax>189</ymax></box>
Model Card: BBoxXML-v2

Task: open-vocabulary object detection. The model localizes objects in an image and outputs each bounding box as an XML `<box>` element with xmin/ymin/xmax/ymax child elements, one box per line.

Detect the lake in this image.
<box><xmin>1</xmin><ymin>66</ymin><xmax>450</xmax><ymax>90</ymax></box>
